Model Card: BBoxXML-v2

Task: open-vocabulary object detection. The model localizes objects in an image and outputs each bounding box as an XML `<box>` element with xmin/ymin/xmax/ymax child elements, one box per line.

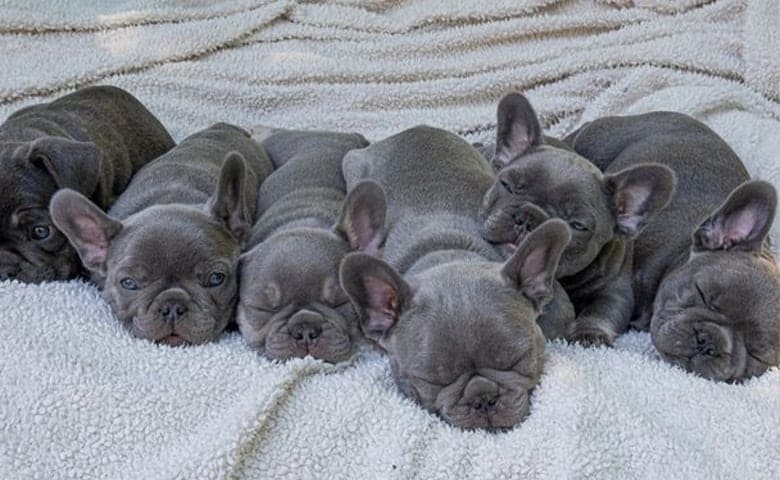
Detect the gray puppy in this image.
<box><xmin>237</xmin><ymin>127</ymin><xmax>382</xmax><ymax>363</ymax></box>
<box><xmin>479</xmin><ymin>93</ymin><xmax>676</xmax><ymax>346</ymax></box>
<box><xmin>339</xmin><ymin>126</ymin><xmax>571</xmax><ymax>430</ymax></box>
<box><xmin>0</xmin><ymin>86</ymin><xmax>175</xmax><ymax>282</ymax></box>
<box><xmin>565</xmin><ymin>112</ymin><xmax>780</xmax><ymax>381</ymax></box>
<box><xmin>50</xmin><ymin>123</ymin><xmax>272</xmax><ymax>346</ymax></box>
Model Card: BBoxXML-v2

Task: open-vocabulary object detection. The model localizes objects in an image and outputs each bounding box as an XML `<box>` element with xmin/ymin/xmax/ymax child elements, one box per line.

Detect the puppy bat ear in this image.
<box><xmin>25</xmin><ymin>137</ymin><xmax>102</xmax><ymax>199</ymax></box>
<box><xmin>493</xmin><ymin>92</ymin><xmax>543</xmax><ymax>171</ymax></box>
<box><xmin>339</xmin><ymin>253</ymin><xmax>410</xmax><ymax>338</ymax></box>
<box><xmin>604</xmin><ymin>163</ymin><xmax>676</xmax><ymax>239</ymax></box>
<box><xmin>335</xmin><ymin>180</ymin><xmax>387</xmax><ymax>256</ymax></box>
<box><xmin>693</xmin><ymin>180</ymin><xmax>777</xmax><ymax>253</ymax></box>
<box><xmin>209</xmin><ymin>152</ymin><xmax>251</xmax><ymax>246</ymax></box>
<box><xmin>502</xmin><ymin>219</ymin><xmax>571</xmax><ymax>310</ymax></box>
<box><xmin>49</xmin><ymin>189</ymin><xmax>122</xmax><ymax>275</ymax></box>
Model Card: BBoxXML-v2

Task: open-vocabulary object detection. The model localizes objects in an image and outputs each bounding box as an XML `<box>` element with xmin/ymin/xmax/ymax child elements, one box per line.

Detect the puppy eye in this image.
<box><xmin>569</xmin><ymin>221</ymin><xmax>588</xmax><ymax>232</ymax></box>
<box><xmin>30</xmin><ymin>225</ymin><xmax>51</xmax><ymax>241</ymax></box>
<box><xmin>120</xmin><ymin>277</ymin><xmax>139</xmax><ymax>290</ymax></box>
<box><xmin>206</xmin><ymin>272</ymin><xmax>226</xmax><ymax>288</ymax></box>
<box><xmin>694</xmin><ymin>282</ymin><xmax>710</xmax><ymax>306</ymax></box>
<box><xmin>499</xmin><ymin>178</ymin><xmax>522</xmax><ymax>194</ymax></box>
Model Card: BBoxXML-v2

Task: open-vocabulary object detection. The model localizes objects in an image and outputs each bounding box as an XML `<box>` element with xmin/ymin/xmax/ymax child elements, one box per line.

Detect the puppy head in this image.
<box><xmin>50</xmin><ymin>152</ymin><xmax>251</xmax><ymax>346</ymax></box>
<box><xmin>479</xmin><ymin>93</ymin><xmax>675</xmax><ymax>276</ymax></box>
<box><xmin>0</xmin><ymin>137</ymin><xmax>102</xmax><ymax>282</ymax></box>
<box><xmin>340</xmin><ymin>219</ymin><xmax>570</xmax><ymax>430</ymax></box>
<box><xmin>652</xmin><ymin>181</ymin><xmax>780</xmax><ymax>382</ymax></box>
<box><xmin>237</xmin><ymin>181</ymin><xmax>387</xmax><ymax>363</ymax></box>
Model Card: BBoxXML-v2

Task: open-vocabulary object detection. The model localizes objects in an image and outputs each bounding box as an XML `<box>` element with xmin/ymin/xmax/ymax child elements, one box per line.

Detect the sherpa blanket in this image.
<box><xmin>1</xmin><ymin>1</ymin><xmax>779</xmax><ymax>479</ymax></box>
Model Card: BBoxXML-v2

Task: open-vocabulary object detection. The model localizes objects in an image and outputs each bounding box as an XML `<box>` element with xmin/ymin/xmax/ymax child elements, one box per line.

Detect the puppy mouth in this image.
<box><xmin>158</xmin><ymin>333</ymin><xmax>189</xmax><ymax>347</ymax></box>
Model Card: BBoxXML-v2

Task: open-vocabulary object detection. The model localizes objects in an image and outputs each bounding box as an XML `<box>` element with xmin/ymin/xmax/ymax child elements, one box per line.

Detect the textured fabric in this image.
<box><xmin>1</xmin><ymin>1</ymin><xmax>779</xmax><ymax>479</ymax></box>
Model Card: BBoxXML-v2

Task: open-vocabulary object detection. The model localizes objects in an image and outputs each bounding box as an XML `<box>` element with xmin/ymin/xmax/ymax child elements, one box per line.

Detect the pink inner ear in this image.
<box><xmin>519</xmin><ymin>247</ymin><xmax>548</xmax><ymax>297</ymax></box>
<box><xmin>724</xmin><ymin>208</ymin><xmax>759</xmax><ymax>245</ymax></box>
<box><xmin>363</xmin><ymin>275</ymin><xmax>398</xmax><ymax>333</ymax></box>
<box><xmin>349</xmin><ymin>206</ymin><xmax>383</xmax><ymax>255</ymax></box>
<box><xmin>74</xmin><ymin>216</ymin><xmax>108</xmax><ymax>264</ymax></box>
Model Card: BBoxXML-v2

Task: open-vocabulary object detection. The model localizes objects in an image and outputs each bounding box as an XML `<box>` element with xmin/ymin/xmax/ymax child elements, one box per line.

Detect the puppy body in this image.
<box><xmin>565</xmin><ymin>112</ymin><xmax>780</xmax><ymax>381</ymax></box>
<box><xmin>237</xmin><ymin>128</ymin><xmax>378</xmax><ymax>363</ymax></box>
<box><xmin>0</xmin><ymin>86</ymin><xmax>175</xmax><ymax>282</ymax></box>
<box><xmin>340</xmin><ymin>126</ymin><xmax>571</xmax><ymax>430</ymax></box>
<box><xmin>51</xmin><ymin>123</ymin><xmax>272</xmax><ymax>346</ymax></box>
<box><xmin>479</xmin><ymin>94</ymin><xmax>675</xmax><ymax>346</ymax></box>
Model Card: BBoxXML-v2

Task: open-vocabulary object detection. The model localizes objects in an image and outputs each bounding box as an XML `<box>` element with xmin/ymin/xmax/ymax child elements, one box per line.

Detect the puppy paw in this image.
<box><xmin>570</xmin><ymin>328</ymin><xmax>615</xmax><ymax>348</ymax></box>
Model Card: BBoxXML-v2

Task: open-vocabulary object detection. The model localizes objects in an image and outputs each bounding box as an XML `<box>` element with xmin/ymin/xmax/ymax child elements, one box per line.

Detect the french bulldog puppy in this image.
<box><xmin>237</xmin><ymin>127</ymin><xmax>380</xmax><ymax>363</ymax></box>
<box><xmin>565</xmin><ymin>112</ymin><xmax>780</xmax><ymax>381</ymax></box>
<box><xmin>340</xmin><ymin>126</ymin><xmax>571</xmax><ymax>430</ymax></box>
<box><xmin>479</xmin><ymin>93</ymin><xmax>676</xmax><ymax>346</ymax></box>
<box><xmin>0</xmin><ymin>86</ymin><xmax>175</xmax><ymax>282</ymax></box>
<box><xmin>50</xmin><ymin>123</ymin><xmax>272</xmax><ymax>346</ymax></box>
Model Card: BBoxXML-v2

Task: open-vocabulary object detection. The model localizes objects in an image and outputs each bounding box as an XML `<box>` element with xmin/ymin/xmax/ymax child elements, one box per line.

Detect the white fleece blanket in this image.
<box><xmin>1</xmin><ymin>1</ymin><xmax>779</xmax><ymax>479</ymax></box>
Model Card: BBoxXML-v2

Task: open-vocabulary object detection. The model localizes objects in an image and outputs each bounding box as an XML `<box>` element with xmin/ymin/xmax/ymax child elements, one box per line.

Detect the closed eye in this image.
<box><xmin>694</xmin><ymin>282</ymin><xmax>707</xmax><ymax>304</ymax></box>
<box><xmin>694</xmin><ymin>282</ymin><xmax>718</xmax><ymax>311</ymax></box>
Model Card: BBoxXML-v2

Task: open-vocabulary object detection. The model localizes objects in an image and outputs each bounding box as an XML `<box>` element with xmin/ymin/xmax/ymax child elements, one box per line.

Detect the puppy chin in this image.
<box><xmin>652</xmin><ymin>311</ymin><xmax>745</xmax><ymax>382</ymax></box>
<box><xmin>124</xmin><ymin>312</ymin><xmax>224</xmax><ymax>347</ymax></box>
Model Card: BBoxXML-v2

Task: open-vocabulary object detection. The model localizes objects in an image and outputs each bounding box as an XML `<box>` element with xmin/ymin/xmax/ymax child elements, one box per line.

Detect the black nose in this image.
<box><xmin>472</xmin><ymin>395</ymin><xmax>499</xmax><ymax>415</ymax></box>
<box><xmin>695</xmin><ymin>335</ymin><xmax>716</xmax><ymax>357</ymax></box>
<box><xmin>291</xmin><ymin>323</ymin><xmax>322</xmax><ymax>347</ymax></box>
<box><xmin>0</xmin><ymin>265</ymin><xmax>19</xmax><ymax>281</ymax></box>
<box><xmin>159</xmin><ymin>301</ymin><xmax>188</xmax><ymax>322</ymax></box>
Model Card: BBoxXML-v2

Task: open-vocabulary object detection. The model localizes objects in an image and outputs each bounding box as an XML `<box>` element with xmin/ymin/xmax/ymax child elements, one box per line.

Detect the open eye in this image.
<box><xmin>206</xmin><ymin>272</ymin><xmax>226</xmax><ymax>287</ymax></box>
<box><xmin>30</xmin><ymin>225</ymin><xmax>51</xmax><ymax>241</ymax></box>
<box><xmin>569</xmin><ymin>221</ymin><xmax>588</xmax><ymax>232</ymax></box>
<box><xmin>120</xmin><ymin>277</ymin><xmax>139</xmax><ymax>290</ymax></box>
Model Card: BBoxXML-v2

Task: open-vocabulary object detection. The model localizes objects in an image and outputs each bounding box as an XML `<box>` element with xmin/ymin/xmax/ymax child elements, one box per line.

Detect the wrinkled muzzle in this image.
<box><xmin>652</xmin><ymin>308</ymin><xmax>747</xmax><ymax>382</ymax></box>
<box><xmin>481</xmin><ymin>200</ymin><xmax>550</xmax><ymax>251</ymax></box>
<box><xmin>130</xmin><ymin>287</ymin><xmax>225</xmax><ymax>346</ymax></box>
<box><xmin>438</xmin><ymin>372</ymin><xmax>531</xmax><ymax>431</ymax></box>
<box><xmin>261</xmin><ymin>307</ymin><xmax>354</xmax><ymax>363</ymax></box>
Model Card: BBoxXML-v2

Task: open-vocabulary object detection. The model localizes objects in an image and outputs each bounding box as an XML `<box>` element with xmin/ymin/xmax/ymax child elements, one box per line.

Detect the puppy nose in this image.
<box><xmin>289</xmin><ymin>309</ymin><xmax>324</xmax><ymax>347</ymax></box>
<box><xmin>463</xmin><ymin>376</ymin><xmax>500</xmax><ymax>415</ymax></box>
<box><xmin>0</xmin><ymin>265</ymin><xmax>19</xmax><ymax>281</ymax></box>
<box><xmin>159</xmin><ymin>301</ymin><xmax>188</xmax><ymax>322</ymax></box>
<box><xmin>291</xmin><ymin>323</ymin><xmax>322</xmax><ymax>346</ymax></box>
<box><xmin>515</xmin><ymin>203</ymin><xmax>549</xmax><ymax>229</ymax></box>
<box><xmin>472</xmin><ymin>394</ymin><xmax>500</xmax><ymax>415</ymax></box>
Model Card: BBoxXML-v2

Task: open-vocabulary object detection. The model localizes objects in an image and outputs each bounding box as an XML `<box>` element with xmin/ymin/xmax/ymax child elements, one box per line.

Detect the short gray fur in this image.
<box><xmin>50</xmin><ymin>123</ymin><xmax>272</xmax><ymax>347</ymax></box>
<box><xmin>0</xmin><ymin>86</ymin><xmax>175</xmax><ymax>282</ymax></box>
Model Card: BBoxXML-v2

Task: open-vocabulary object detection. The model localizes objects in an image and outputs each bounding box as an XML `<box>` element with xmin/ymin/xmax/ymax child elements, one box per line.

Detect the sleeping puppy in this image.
<box><xmin>237</xmin><ymin>128</ymin><xmax>381</xmax><ymax>363</ymax></box>
<box><xmin>340</xmin><ymin>126</ymin><xmax>571</xmax><ymax>430</ymax></box>
<box><xmin>479</xmin><ymin>93</ymin><xmax>676</xmax><ymax>346</ymax></box>
<box><xmin>50</xmin><ymin>123</ymin><xmax>272</xmax><ymax>346</ymax></box>
<box><xmin>0</xmin><ymin>86</ymin><xmax>175</xmax><ymax>282</ymax></box>
<box><xmin>565</xmin><ymin>112</ymin><xmax>780</xmax><ymax>381</ymax></box>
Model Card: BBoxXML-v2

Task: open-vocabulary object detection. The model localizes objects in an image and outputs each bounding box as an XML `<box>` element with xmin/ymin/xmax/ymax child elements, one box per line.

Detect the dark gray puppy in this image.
<box><xmin>479</xmin><ymin>93</ymin><xmax>676</xmax><ymax>346</ymax></box>
<box><xmin>50</xmin><ymin>123</ymin><xmax>272</xmax><ymax>346</ymax></box>
<box><xmin>0</xmin><ymin>86</ymin><xmax>175</xmax><ymax>282</ymax></box>
<box><xmin>339</xmin><ymin>126</ymin><xmax>571</xmax><ymax>430</ymax></box>
<box><xmin>237</xmin><ymin>127</ymin><xmax>381</xmax><ymax>363</ymax></box>
<box><xmin>565</xmin><ymin>112</ymin><xmax>780</xmax><ymax>381</ymax></box>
